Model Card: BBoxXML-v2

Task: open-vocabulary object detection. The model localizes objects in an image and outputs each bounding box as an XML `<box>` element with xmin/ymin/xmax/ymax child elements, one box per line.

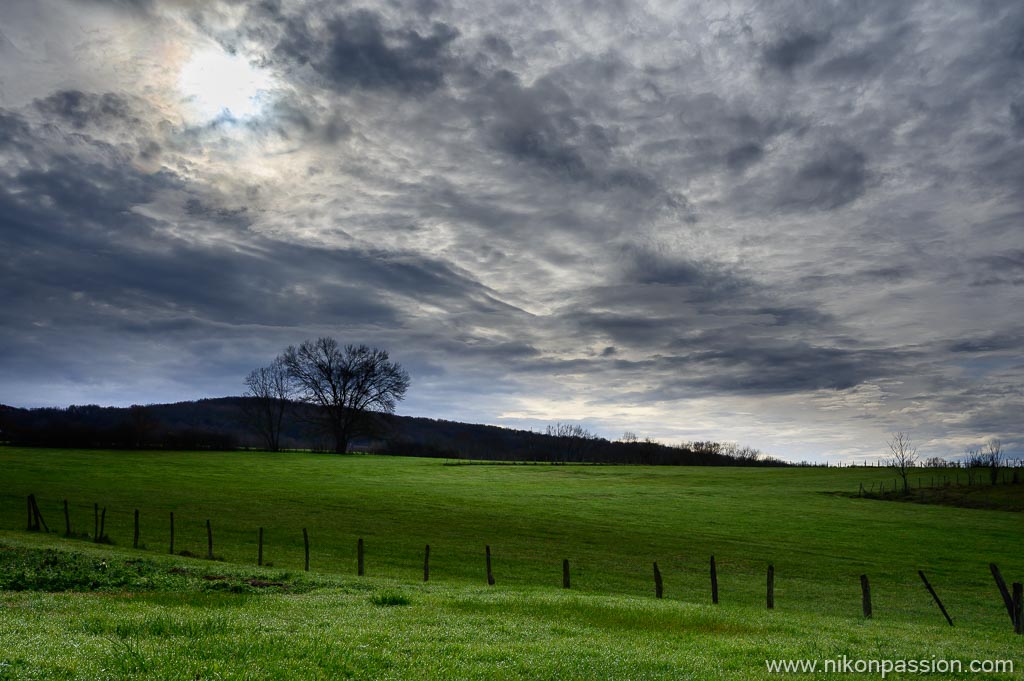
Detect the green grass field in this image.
<box><xmin>1</xmin><ymin>447</ymin><xmax>1022</xmax><ymax>679</ymax></box>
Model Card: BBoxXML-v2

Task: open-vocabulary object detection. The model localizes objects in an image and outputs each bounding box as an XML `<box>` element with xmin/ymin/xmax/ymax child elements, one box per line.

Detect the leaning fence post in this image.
<box><xmin>653</xmin><ymin>561</ymin><xmax>663</xmax><ymax>598</ymax></box>
<box><xmin>423</xmin><ymin>544</ymin><xmax>430</xmax><ymax>582</ymax></box>
<box><xmin>767</xmin><ymin>564</ymin><xmax>775</xmax><ymax>610</ymax></box>
<box><xmin>563</xmin><ymin>559</ymin><xmax>571</xmax><ymax>589</ymax></box>
<box><xmin>169</xmin><ymin>512</ymin><xmax>175</xmax><ymax>554</ymax></box>
<box><xmin>860</xmin><ymin>574</ymin><xmax>872</xmax><ymax>618</ymax></box>
<box><xmin>133</xmin><ymin>509</ymin><xmax>140</xmax><ymax>549</ymax></box>
<box><xmin>357</xmin><ymin>538</ymin><xmax>365</xmax><ymax>576</ymax></box>
<box><xmin>206</xmin><ymin>519</ymin><xmax>214</xmax><ymax>560</ymax></box>
<box><xmin>31</xmin><ymin>495</ymin><xmax>48</xmax><ymax>533</ymax></box>
<box><xmin>1013</xmin><ymin>583</ymin><xmax>1022</xmax><ymax>635</ymax></box>
<box><xmin>303</xmin><ymin>528</ymin><xmax>310</xmax><ymax>572</ymax></box>
<box><xmin>987</xmin><ymin>561</ymin><xmax>1011</xmax><ymax>622</ymax></box>
<box><xmin>918</xmin><ymin>570</ymin><xmax>953</xmax><ymax>626</ymax></box>
<box><xmin>63</xmin><ymin>499</ymin><xmax>71</xmax><ymax>536</ymax></box>
<box><xmin>258</xmin><ymin>527</ymin><xmax>264</xmax><ymax>566</ymax></box>
<box><xmin>485</xmin><ymin>545</ymin><xmax>495</xmax><ymax>586</ymax></box>
<box><xmin>710</xmin><ymin>555</ymin><xmax>719</xmax><ymax>604</ymax></box>
<box><xmin>27</xmin><ymin>495</ymin><xmax>34</xmax><ymax>531</ymax></box>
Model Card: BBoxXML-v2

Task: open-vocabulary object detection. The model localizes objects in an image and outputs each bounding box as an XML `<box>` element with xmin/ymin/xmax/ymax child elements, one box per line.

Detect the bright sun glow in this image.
<box><xmin>178</xmin><ymin>48</ymin><xmax>273</xmax><ymax>121</ymax></box>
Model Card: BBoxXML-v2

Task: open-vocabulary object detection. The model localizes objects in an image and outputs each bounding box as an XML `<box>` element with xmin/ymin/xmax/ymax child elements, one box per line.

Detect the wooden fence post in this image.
<box><xmin>133</xmin><ymin>509</ymin><xmax>139</xmax><ymax>549</ymax></box>
<box><xmin>357</xmin><ymin>538</ymin><xmax>365</xmax><ymax>576</ymax></box>
<box><xmin>653</xmin><ymin>561</ymin><xmax>663</xmax><ymax>598</ymax></box>
<box><xmin>63</xmin><ymin>500</ymin><xmax>71</xmax><ymax>536</ymax></box>
<box><xmin>303</xmin><ymin>528</ymin><xmax>309</xmax><ymax>572</ymax></box>
<box><xmin>27</xmin><ymin>495</ymin><xmax>34</xmax><ymax>531</ymax></box>
<box><xmin>206</xmin><ymin>519</ymin><xmax>214</xmax><ymax>560</ymax></box>
<box><xmin>860</xmin><ymin>574</ymin><xmax>872</xmax><ymax>618</ymax></box>
<box><xmin>258</xmin><ymin>527</ymin><xmax>264</xmax><ymax>566</ymax></box>
<box><xmin>99</xmin><ymin>508</ymin><xmax>106</xmax><ymax>542</ymax></box>
<box><xmin>710</xmin><ymin>555</ymin><xmax>719</xmax><ymax>604</ymax></box>
<box><xmin>30</xmin><ymin>495</ymin><xmax>48</xmax><ymax>533</ymax></box>
<box><xmin>767</xmin><ymin>564</ymin><xmax>775</xmax><ymax>610</ymax></box>
<box><xmin>1013</xmin><ymin>583</ymin><xmax>1022</xmax><ymax>635</ymax></box>
<box><xmin>423</xmin><ymin>544</ymin><xmax>430</xmax><ymax>582</ymax></box>
<box><xmin>169</xmin><ymin>512</ymin><xmax>174</xmax><ymax>554</ymax></box>
<box><xmin>93</xmin><ymin>503</ymin><xmax>99</xmax><ymax>542</ymax></box>
<box><xmin>485</xmin><ymin>545</ymin><xmax>495</xmax><ymax>586</ymax></box>
<box><xmin>918</xmin><ymin>570</ymin><xmax>953</xmax><ymax>626</ymax></box>
<box><xmin>563</xmin><ymin>559</ymin><xmax>571</xmax><ymax>589</ymax></box>
<box><xmin>990</xmin><ymin>563</ymin><xmax>1015</xmax><ymax>624</ymax></box>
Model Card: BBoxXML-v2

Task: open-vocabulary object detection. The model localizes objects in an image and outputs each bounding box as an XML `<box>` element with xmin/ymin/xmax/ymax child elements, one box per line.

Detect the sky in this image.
<box><xmin>1</xmin><ymin>0</ymin><xmax>1022</xmax><ymax>463</ymax></box>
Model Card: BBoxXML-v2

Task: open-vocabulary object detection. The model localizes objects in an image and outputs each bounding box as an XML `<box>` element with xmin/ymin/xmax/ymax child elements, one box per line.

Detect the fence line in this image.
<box><xmin>12</xmin><ymin>492</ymin><xmax>1023</xmax><ymax>634</ymax></box>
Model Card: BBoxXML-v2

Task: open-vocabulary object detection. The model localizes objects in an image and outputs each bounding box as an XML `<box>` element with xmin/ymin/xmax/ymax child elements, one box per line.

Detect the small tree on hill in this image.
<box><xmin>886</xmin><ymin>432</ymin><xmax>917</xmax><ymax>494</ymax></box>
<box><xmin>281</xmin><ymin>338</ymin><xmax>410</xmax><ymax>454</ymax></box>
<box><xmin>243</xmin><ymin>357</ymin><xmax>292</xmax><ymax>452</ymax></box>
<box><xmin>546</xmin><ymin>423</ymin><xmax>597</xmax><ymax>462</ymax></box>
<box><xmin>983</xmin><ymin>438</ymin><xmax>1002</xmax><ymax>485</ymax></box>
<box><xmin>963</xmin><ymin>447</ymin><xmax>985</xmax><ymax>485</ymax></box>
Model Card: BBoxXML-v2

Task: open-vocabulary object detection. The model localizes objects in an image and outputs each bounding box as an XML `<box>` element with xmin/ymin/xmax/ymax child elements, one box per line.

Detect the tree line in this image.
<box><xmin>0</xmin><ymin>336</ymin><xmax>788</xmax><ymax>465</ymax></box>
<box><xmin>885</xmin><ymin>432</ymin><xmax>1018</xmax><ymax>492</ymax></box>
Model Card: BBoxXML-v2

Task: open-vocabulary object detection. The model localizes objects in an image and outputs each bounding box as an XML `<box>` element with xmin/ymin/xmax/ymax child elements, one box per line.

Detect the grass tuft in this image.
<box><xmin>370</xmin><ymin>590</ymin><xmax>411</xmax><ymax>606</ymax></box>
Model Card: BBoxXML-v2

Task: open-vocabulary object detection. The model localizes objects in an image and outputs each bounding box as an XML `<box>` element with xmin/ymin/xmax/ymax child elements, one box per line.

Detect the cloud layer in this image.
<box><xmin>1</xmin><ymin>0</ymin><xmax>1022</xmax><ymax>461</ymax></box>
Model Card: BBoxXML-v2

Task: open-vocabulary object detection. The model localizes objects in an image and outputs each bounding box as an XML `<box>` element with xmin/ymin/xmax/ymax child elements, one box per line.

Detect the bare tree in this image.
<box><xmin>546</xmin><ymin>423</ymin><xmax>597</xmax><ymax>462</ymax></box>
<box><xmin>983</xmin><ymin>438</ymin><xmax>1002</xmax><ymax>486</ymax></box>
<box><xmin>243</xmin><ymin>357</ymin><xmax>292</xmax><ymax>452</ymax></box>
<box><xmin>963</xmin><ymin>447</ymin><xmax>985</xmax><ymax>485</ymax></box>
<box><xmin>281</xmin><ymin>338</ymin><xmax>410</xmax><ymax>454</ymax></box>
<box><xmin>886</xmin><ymin>432</ymin><xmax>918</xmax><ymax>494</ymax></box>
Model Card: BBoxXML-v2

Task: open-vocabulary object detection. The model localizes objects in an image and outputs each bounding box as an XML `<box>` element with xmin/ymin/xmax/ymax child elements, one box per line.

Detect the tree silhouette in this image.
<box><xmin>886</xmin><ymin>432</ymin><xmax>917</xmax><ymax>494</ymax></box>
<box><xmin>281</xmin><ymin>338</ymin><xmax>410</xmax><ymax>454</ymax></box>
<box><xmin>243</xmin><ymin>357</ymin><xmax>292</xmax><ymax>452</ymax></box>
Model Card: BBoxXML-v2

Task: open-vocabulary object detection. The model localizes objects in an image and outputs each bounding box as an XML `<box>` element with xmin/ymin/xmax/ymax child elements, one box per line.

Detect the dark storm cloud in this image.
<box><xmin>0</xmin><ymin>110</ymin><xmax>31</xmax><ymax>147</ymax></box>
<box><xmin>678</xmin><ymin>343</ymin><xmax>903</xmax><ymax>394</ymax></box>
<box><xmin>266</xmin><ymin>6</ymin><xmax>459</xmax><ymax>93</ymax></box>
<box><xmin>763</xmin><ymin>32</ymin><xmax>830</xmax><ymax>72</ymax></box>
<box><xmin>1012</xmin><ymin>101</ymin><xmax>1024</xmax><ymax>135</ymax></box>
<box><xmin>513</xmin><ymin>336</ymin><xmax>901</xmax><ymax>398</ymax></box>
<box><xmin>725</xmin><ymin>143</ymin><xmax>764</xmax><ymax>171</ymax></box>
<box><xmin>33</xmin><ymin>90</ymin><xmax>138</xmax><ymax>129</ymax></box>
<box><xmin>777</xmin><ymin>142</ymin><xmax>868</xmax><ymax>210</ymax></box>
<box><xmin>0</xmin><ymin>104</ymin><xmax>523</xmax><ymax>386</ymax></box>
<box><xmin>471</xmin><ymin>68</ymin><xmax>688</xmax><ymax>213</ymax></box>
<box><xmin>622</xmin><ymin>249</ymin><xmax>749</xmax><ymax>295</ymax></box>
<box><xmin>948</xmin><ymin>332</ymin><xmax>1024</xmax><ymax>354</ymax></box>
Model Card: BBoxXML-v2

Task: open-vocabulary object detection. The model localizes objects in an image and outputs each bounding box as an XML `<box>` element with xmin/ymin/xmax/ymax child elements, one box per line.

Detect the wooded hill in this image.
<box><xmin>0</xmin><ymin>398</ymin><xmax>786</xmax><ymax>466</ymax></box>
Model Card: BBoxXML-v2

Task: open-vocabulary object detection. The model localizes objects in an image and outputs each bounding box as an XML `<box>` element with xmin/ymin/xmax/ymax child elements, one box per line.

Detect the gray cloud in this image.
<box><xmin>1</xmin><ymin>0</ymin><xmax>1023</xmax><ymax>460</ymax></box>
<box><xmin>778</xmin><ymin>141</ymin><xmax>869</xmax><ymax>210</ymax></box>
<box><xmin>261</xmin><ymin>6</ymin><xmax>459</xmax><ymax>94</ymax></box>
<box><xmin>764</xmin><ymin>32</ymin><xmax>830</xmax><ymax>72</ymax></box>
<box><xmin>33</xmin><ymin>90</ymin><xmax>138</xmax><ymax>129</ymax></box>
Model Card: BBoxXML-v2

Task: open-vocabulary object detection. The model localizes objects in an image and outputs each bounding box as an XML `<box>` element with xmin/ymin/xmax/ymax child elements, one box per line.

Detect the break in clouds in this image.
<box><xmin>1</xmin><ymin>0</ymin><xmax>1022</xmax><ymax>462</ymax></box>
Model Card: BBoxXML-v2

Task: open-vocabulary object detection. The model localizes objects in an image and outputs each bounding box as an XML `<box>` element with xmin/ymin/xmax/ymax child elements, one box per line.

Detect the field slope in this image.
<box><xmin>1</xmin><ymin>447</ymin><xmax>1021</xmax><ymax>679</ymax></box>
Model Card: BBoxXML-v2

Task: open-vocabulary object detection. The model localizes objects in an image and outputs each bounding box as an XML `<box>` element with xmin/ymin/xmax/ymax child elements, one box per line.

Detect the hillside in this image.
<box><xmin>0</xmin><ymin>399</ymin><xmax>783</xmax><ymax>466</ymax></box>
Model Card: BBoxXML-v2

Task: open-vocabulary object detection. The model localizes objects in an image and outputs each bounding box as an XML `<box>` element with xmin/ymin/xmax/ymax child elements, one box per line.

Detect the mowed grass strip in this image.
<box><xmin>1</xmin><ymin>549</ymin><xmax>1020</xmax><ymax>680</ymax></box>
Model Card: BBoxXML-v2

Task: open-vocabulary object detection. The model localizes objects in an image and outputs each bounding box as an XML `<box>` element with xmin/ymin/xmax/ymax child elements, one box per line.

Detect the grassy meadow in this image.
<box><xmin>1</xmin><ymin>447</ymin><xmax>1022</xmax><ymax>679</ymax></box>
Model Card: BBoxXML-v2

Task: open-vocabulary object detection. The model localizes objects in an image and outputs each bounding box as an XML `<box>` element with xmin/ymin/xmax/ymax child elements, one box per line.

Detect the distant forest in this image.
<box><xmin>0</xmin><ymin>398</ymin><xmax>788</xmax><ymax>466</ymax></box>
